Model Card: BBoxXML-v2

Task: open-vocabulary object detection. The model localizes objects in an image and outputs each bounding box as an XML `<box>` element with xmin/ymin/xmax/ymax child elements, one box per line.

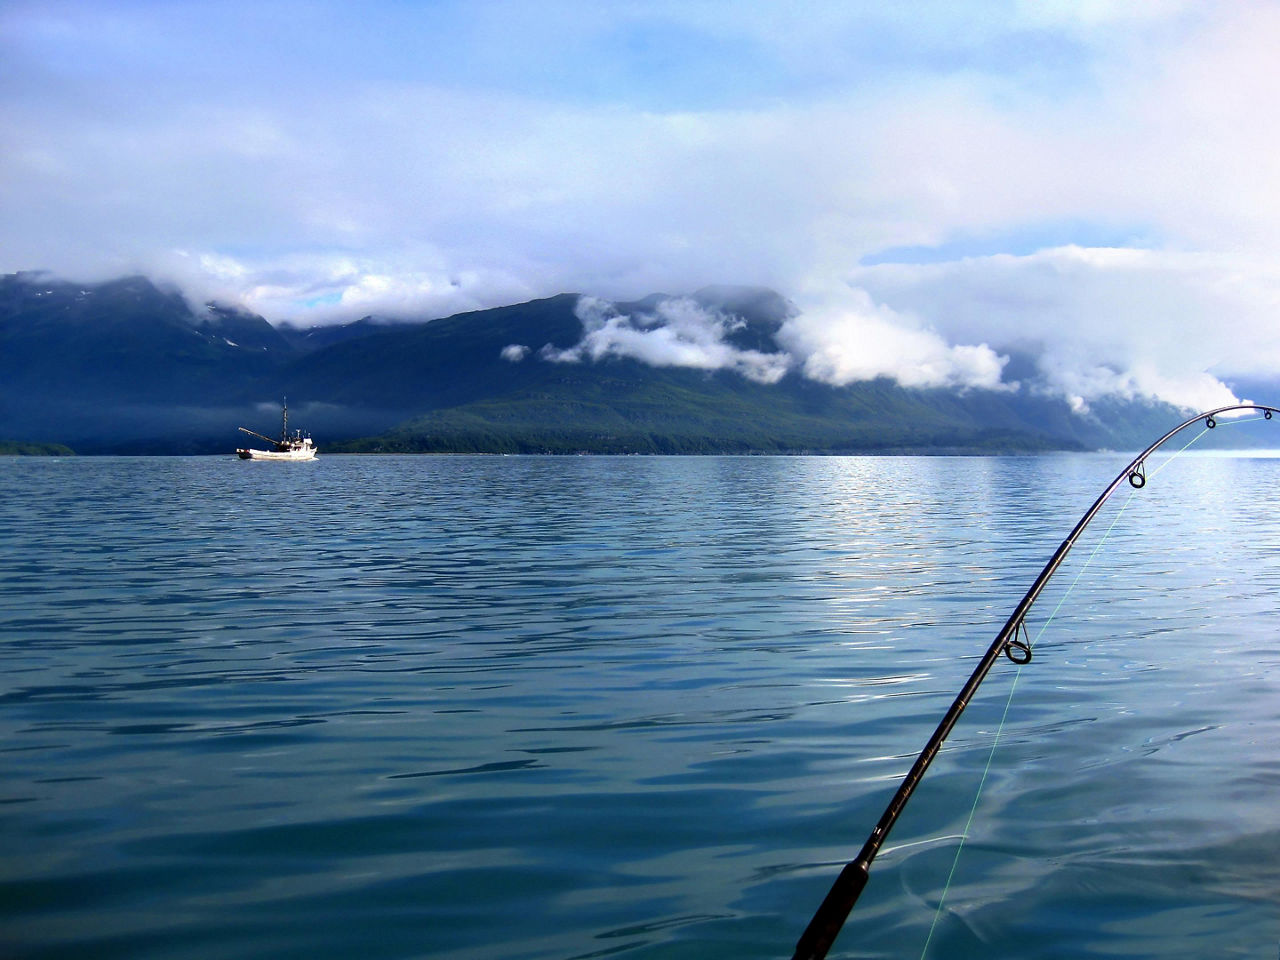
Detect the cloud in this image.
<box><xmin>848</xmin><ymin>246</ymin><xmax>1272</xmax><ymax>408</ymax></box>
<box><xmin>543</xmin><ymin>290</ymin><xmax>1006</xmax><ymax>393</ymax></box>
<box><xmin>777</xmin><ymin>285</ymin><xmax>1007</xmax><ymax>391</ymax></box>
<box><xmin>146</xmin><ymin>249</ymin><xmax>540</xmax><ymax>324</ymax></box>
<box><xmin>545</xmin><ymin>296</ymin><xmax>791</xmax><ymax>384</ymax></box>
<box><xmin>501</xmin><ymin>344</ymin><xmax>530</xmax><ymax>362</ymax></box>
<box><xmin>3</xmin><ymin>2</ymin><xmax>1280</xmax><ymax>411</ymax></box>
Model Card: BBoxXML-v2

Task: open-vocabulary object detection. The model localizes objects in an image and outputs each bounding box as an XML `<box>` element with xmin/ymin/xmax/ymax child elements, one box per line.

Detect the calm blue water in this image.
<box><xmin>2</xmin><ymin>451</ymin><xmax>1278</xmax><ymax>960</ymax></box>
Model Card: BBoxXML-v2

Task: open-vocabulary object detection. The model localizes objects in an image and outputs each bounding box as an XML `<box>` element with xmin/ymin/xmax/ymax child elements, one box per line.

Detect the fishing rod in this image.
<box><xmin>791</xmin><ymin>403</ymin><xmax>1279</xmax><ymax>960</ymax></box>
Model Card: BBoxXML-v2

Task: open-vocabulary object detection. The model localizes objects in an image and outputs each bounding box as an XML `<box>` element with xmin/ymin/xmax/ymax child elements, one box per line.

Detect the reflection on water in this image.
<box><xmin>1</xmin><ymin>452</ymin><xmax>1278</xmax><ymax>959</ymax></box>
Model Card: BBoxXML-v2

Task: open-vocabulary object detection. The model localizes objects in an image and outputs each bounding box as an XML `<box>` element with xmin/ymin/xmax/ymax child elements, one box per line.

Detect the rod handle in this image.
<box><xmin>791</xmin><ymin>860</ymin><xmax>869</xmax><ymax>960</ymax></box>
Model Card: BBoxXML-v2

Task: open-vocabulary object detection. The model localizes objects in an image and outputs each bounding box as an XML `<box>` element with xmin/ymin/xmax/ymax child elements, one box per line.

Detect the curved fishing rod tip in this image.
<box><xmin>786</xmin><ymin>401</ymin><xmax>1278</xmax><ymax>959</ymax></box>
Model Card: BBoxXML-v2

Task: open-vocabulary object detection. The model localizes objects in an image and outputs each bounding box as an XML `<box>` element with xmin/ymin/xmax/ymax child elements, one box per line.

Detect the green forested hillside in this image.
<box><xmin>0</xmin><ymin>271</ymin><xmax>1231</xmax><ymax>455</ymax></box>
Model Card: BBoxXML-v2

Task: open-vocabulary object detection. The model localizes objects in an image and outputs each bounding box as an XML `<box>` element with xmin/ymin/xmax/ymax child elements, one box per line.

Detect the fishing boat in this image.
<box><xmin>236</xmin><ymin>401</ymin><xmax>317</xmax><ymax>461</ymax></box>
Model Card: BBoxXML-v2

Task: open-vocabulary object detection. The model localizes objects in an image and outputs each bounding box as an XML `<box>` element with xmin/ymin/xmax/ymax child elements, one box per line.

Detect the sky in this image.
<box><xmin>5</xmin><ymin>0</ymin><xmax>1280</xmax><ymax>410</ymax></box>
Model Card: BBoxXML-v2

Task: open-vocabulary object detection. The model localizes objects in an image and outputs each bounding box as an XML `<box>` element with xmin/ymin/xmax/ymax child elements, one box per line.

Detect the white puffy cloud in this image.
<box><xmin>146</xmin><ymin>249</ymin><xmax>540</xmax><ymax>325</ymax></box>
<box><xmin>546</xmin><ymin>296</ymin><xmax>791</xmax><ymax>384</ymax></box>
<box><xmin>501</xmin><ymin>344</ymin><xmax>530</xmax><ymax>362</ymax></box>
<box><xmin>544</xmin><ymin>290</ymin><xmax>1006</xmax><ymax>392</ymax></box>
<box><xmin>848</xmin><ymin>246</ymin><xmax>1280</xmax><ymax>408</ymax></box>
<box><xmin>776</xmin><ymin>285</ymin><xmax>1007</xmax><ymax>391</ymax></box>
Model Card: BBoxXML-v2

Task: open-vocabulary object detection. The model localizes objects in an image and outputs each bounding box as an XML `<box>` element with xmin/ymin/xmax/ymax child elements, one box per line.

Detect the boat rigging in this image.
<box><xmin>236</xmin><ymin>399</ymin><xmax>317</xmax><ymax>461</ymax></box>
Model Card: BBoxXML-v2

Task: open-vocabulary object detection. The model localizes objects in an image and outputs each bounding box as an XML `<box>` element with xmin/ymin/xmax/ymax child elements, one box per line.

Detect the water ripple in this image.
<box><xmin>1</xmin><ymin>453</ymin><xmax>1278</xmax><ymax>959</ymax></box>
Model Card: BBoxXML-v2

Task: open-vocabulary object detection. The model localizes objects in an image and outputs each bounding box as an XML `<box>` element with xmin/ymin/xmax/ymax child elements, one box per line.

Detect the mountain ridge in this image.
<box><xmin>0</xmin><ymin>271</ymin><xmax>1256</xmax><ymax>455</ymax></box>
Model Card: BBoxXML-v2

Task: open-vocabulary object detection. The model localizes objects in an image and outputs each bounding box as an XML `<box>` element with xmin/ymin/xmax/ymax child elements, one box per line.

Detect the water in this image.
<box><xmin>2</xmin><ymin>451</ymin><xmax>1278</xmax><ymax>960</ymax></box>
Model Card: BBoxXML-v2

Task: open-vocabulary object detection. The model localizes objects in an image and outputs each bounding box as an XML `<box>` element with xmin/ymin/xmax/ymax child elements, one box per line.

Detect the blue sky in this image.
<box><xmin>4</xmin><ymin>0</ymin><xmax>1280</xmax><ymax>408</ymax></box>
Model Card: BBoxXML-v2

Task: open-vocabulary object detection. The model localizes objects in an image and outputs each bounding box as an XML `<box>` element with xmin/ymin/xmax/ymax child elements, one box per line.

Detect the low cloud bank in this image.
<box><xmin>777</xmin><ymin>286</ymin><xmax>1007</xmax><ymax>391</ymax></box>
<box><xmin>543</xmin><ymin>297</ymin><xmax>791</xmax><ymax>384</ymax></box>
<box><xmin>521</xmin><ymin>254</ymin><xmax>1253</xmax><ymax>412</ymax></box>
<box><xmin>149</xmin><ymin>250</ymin><xmax>535</xmax><ymax>326</ymax></box>
<box><xmin>851</xmin><ymin>247</ymin><xmax>1255</xmax><ymax>412</ymax></box>
<box><xmin>535</xmin><ymin>289</ymin><xmax>1007</xmax><ymax>393</ymax></box>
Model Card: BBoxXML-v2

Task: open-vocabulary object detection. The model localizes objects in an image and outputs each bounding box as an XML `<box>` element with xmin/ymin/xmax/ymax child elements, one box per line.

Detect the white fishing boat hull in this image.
<box><xmin>236</xmin><ymin>445</ymin><xmax>317</xmax><ymax>461</ymax></box>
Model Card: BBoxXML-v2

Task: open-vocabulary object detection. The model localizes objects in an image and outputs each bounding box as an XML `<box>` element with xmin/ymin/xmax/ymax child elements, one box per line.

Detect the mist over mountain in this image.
<box><xmin>1</xmin><ymin>271</ymin><xmax>1260</xmax><ymax>456</ymax></box>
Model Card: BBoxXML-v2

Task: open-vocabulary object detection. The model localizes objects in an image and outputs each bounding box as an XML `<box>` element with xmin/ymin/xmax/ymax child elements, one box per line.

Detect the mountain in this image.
<box><xmin>0</xmin><ymin>271</ymin><xmax>1258</xmax><ymax>455</ymax></box>
<box><xmin>0</xmin><ymin>274</ymin><xmax>291</xmax><ymax>398</ymax></box>
<box><xmin>277</xmin><ymin>315</ymin><xmax>426</xmax><ymax>353</ymax></box>
<box><xmin>0</xmin><ymin>273</ymin><xmax>299</xmax><ymax>451</ymax></box>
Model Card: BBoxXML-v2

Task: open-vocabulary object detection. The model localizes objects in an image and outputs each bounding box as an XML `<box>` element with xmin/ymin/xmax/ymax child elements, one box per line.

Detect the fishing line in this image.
<box><xmin>792</xmin><ymin>405</ymin><xmax>1280</xmax><ymax>960</ymax></box>
<box><xmin>915</xmin><ymin>494</ymin><xmax>1135</xmax><ymax>957</ymax></box>
<box><xmin>1020</xmin><ymin>425</ymin><xmax>1212</xmax><ymax>648</ymax></box>
<box><xmin>917</xmin><ymin>660</ymin><xmax>1025</xmax><ymax>959</ymax></box>
<box><xmin>917</xmin><ymin>421</ymin><xmax>1220</xmax><ymax>957</ymax></box>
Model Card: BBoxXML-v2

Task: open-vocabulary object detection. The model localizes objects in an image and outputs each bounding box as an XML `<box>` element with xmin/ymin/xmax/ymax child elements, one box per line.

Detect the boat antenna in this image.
<box><xmin>790</xmin><ymin>403</ymin><xmax>1279</xmax><ymax>960</ymax></box>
